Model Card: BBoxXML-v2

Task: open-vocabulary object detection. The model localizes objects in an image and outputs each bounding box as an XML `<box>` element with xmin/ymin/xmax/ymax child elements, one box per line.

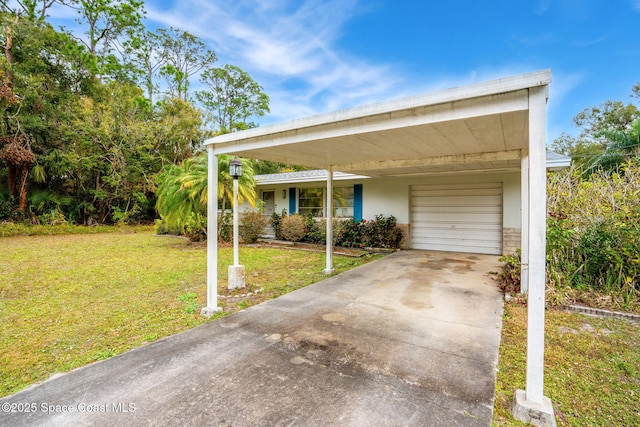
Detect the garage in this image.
<box><xmin>410</xmin><ymin>182</ymin><xmax>503</xmax><ymax>255</ymax></box>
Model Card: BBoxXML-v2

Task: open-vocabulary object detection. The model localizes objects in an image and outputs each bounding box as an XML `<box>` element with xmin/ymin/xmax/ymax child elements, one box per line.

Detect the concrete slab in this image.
<box><xmin>0</xmin><ymin>250</ymin><xmax>504</xmax><ymax>427</ymax></box>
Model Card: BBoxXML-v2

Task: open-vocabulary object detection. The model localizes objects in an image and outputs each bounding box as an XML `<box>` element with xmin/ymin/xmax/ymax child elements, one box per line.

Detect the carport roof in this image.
<box><xmin>204</xmin><ymin>69</ymin><xmax>552</xmax><ymax>177</ymax></box>
<box><xmin>254</xmin><ymin>150</ymin><xmax>569</xmax><ymax>185</ymax></box>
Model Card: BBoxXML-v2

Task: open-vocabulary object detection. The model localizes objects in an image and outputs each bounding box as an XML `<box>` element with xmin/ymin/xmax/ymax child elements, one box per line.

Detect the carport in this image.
<box><xmin>203</xmin><ymin>69</ymin><xmax>555</xmax><ymax>424</ymax></box>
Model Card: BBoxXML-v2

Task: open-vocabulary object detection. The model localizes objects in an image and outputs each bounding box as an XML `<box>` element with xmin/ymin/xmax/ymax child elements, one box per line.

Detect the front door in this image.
<box><xmin>262</xmin><ymin>191</ymin><xmax>275</xmax><ymax>216</ymax></box>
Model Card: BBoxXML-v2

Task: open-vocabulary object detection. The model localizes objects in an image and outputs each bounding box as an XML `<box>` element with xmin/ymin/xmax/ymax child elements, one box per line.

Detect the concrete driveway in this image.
<box><xmin>1</xmin><ymin>250</ymin><xmax>504</xmax><ymax>427</ymax></box>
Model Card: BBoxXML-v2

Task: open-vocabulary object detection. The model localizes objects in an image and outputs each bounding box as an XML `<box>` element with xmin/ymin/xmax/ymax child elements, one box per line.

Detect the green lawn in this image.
<box><xmin>493</xmin><ymin>303</ymin><xmax>640</xmax><ymax>426</ymax></box>
<box><xmin>0</xmin><ymin>230</ymin><xmax>378</xmax><ymax>397</ymax></box>
<box><xmin>2</xmin><ymin>230</ymin><xmax>639</xmax><ymax>427</ymax></box>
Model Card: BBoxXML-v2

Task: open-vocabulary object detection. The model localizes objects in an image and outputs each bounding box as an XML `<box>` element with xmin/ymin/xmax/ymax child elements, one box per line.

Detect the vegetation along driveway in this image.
<box><xmin>0</xmin><ymin>250</ymin><xmax>504</xmax><ymax>426</ymax></box>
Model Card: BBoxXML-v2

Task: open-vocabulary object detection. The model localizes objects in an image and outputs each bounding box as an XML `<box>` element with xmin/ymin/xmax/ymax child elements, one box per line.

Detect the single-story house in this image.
<box><xmin>203</xmin><ymin>69</ymin><xmax>559</xmax><ymax>423</ymax></box>
<box><xmin>250</xmin><ymin>149</ymin><xmax>570</xmax><ymax>254</ymax></box>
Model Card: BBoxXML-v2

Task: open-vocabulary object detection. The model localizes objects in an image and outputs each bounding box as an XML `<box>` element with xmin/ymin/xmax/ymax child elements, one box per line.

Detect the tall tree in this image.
<box><xmin>150</xmin><ymin>97</ymin><xmax>206</xmax><ymax>164</ymax></box>
<box><xmin>2</xmin><ymin>0</ymin><xmax>61</xmax><ymax>23</ymax></box>
<box><xmin>2</xmin><ymin>15</ymin><xmax>100</xmax><ymax>220</ymax></box>
<box><xmin>122</xmin><ymin>29</ymin><xmax>163</xmax><ymax>105</ymax></box>
<box><xmin>586</xmin><ymin>118</ymin><xmax>640</xmax><ymax>175</ymax></box>
<box><xmin>68</xmin><ymin>0</ymin><xmax>145</xmax><ymax>79</ymax></box>
<box><xmin>551</xmin><ymin>84</ymin><xmax>640</xmax><ymax>169</ymax></box>
<box><xmin>156</xmin><ymin>27</ymin><xmax>216</xmax><ymax>101</ymax></box>
<box><xmin>196</xmin><ymin>64</ymin><xmax>269</xmax><ymax>133</ymax></box>
<box><xmin>573</xmin><ymin>100</ymin><xmax>639</xmax><ymax>138</ymax></box>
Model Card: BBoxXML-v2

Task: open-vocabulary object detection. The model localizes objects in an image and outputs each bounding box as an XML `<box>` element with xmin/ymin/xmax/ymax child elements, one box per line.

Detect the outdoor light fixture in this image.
<box><xmin>228</xmin><ymin>156</ymin><xmax>245</xmax><ymax>290</ymax></box>
<box><xmin>282</xmin><ymin>189</ymin><xmax>287</xmax><ymax>199</ymax></box>
<box><xmin>229</xmin><ymin>157</ymin><xmax>243</xmax><ymax>179</ymax></box>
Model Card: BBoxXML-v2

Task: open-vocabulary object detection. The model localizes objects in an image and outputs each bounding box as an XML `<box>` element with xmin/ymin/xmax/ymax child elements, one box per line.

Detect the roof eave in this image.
<box><xmin>204</xmin><ymin>69</ymin><xmax>552</xmax><ymax>148</ymax></box>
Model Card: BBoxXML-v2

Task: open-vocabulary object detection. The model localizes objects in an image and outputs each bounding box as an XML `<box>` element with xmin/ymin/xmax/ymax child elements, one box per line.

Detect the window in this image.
<box><xmin>298</xmin><ymin>187</ymin><xmax>354</xmax><ymax>218</ymax></box>
<box><xmin>333</xmin><ymin>187</ymin><xmax>354</xmax><ymax>217</ymax></box>
<box><xmin>298</xmin><ymin>188</ymin><xmax>324</xmax><ymax>217</ymax></box>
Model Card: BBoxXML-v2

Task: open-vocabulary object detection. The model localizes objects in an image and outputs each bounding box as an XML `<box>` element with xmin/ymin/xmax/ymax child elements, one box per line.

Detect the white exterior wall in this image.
<box><xmin>249</xmin><ymin>171</ymin><xmax>521</xmax><ymax>253</ymax></box>
<box><xmin>251</xmin><ymin>172</ymin><xmax>520</xmax><ymax>225</ymax></box>
<box><xmin>247</xmin><ymin>181</ymin><xmax>367</xmax><ymax>215</ymax></box>
<box><xmin>361</xmin><ymin>172</ymin><xmax>521</xmax><ymax>228</ymax></box>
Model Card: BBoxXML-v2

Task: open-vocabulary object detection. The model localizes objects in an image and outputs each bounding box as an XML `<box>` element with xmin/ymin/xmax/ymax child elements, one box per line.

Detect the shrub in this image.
<box><xmin>498</xmin><ymin>161</ymin><xmax>640</xmax><ymax>311</ymax></box>
<box><xmin>0</xmin><ymin>193</ymin><xmax>14</xmax><ymax>220</ymax></box>
<box><xmin>334</xmin><ymin>218</ymin><xmax>365</xmax><ymax>248</ymax></box>
<box><xmin>302</xmin><ymin>212</ymin><xmax>324</xmax><ymax>243</ymax></box>
<box><xmin>219</xmin><ymin>211</ymin><xmax>232</xmax><ymax>243</ymax></box>
<box><xmin>240</xmin><ymin>211</ymin><xmax>268</xmax><ymax>243</ymax></box>
<box><xmin>363</xmin><ymin>214</ymin><xmax>403</xmax><ymax>248</ymax></box>
<box><xmin>497</xmin><ymin>250</ymin><xmax>521</xmax><ymax>293</ymax></box>
<box><xmin>334</xmin><ymin>215</ymin><xmax>403</xmax><ymax>249</ymax></box>
<box><xmin>280</xmin><ymin>214</ymin><xmax>305</xmax><ymax>242</ymax></box>
<box><xmin>183</xmin><ymin>212</ymin><xmax>207</xmax><ymax>242</ymax></box>
<box><xmin>270</xmin><ymin>210</ymin><xmax>287</xmax><ymax>240</ymax></box>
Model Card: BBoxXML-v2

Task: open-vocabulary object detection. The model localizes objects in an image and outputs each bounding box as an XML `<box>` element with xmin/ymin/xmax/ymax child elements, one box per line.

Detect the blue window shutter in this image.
<box><xmin>289</xmin><ymin>188</ymin><xmax>297</xmax><ymax>214</ymax></box>
<box><xmin>354</xmin><ymin>184</ymin><xmax>363</xmax><ymax>221</ymax></box>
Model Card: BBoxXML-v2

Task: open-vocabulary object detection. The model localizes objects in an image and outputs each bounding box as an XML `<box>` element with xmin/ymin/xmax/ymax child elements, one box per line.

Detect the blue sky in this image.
<box><xmin>51</xmin><ymin>0</ymin><xmax>640</xmax><ymax>143</ymax></box>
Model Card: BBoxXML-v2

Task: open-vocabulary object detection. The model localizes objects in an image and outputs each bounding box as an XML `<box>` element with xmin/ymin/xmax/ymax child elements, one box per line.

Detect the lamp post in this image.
<box><xmin>228</xmin><ymin>157</ymin><xmax>245</xmax><ymax>289</ymax></box>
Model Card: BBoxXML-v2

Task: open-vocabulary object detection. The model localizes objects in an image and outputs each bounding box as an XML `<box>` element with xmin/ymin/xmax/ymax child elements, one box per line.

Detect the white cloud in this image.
<box><xmin>634</xmin><ymin>0</ymin><xmax>640</xmax><ymax>11</ymax></box>
<box><xmin>145</xmin><ymin>0</ymin><xmax>403</xmax><ymax>122</ymax></box>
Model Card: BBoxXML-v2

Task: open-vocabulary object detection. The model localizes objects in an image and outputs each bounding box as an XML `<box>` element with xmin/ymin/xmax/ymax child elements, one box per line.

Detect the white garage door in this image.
<box><xmin>410</xmin><ymin>183</ymin><xmax>503</xmax><ymax>255</ymax></box>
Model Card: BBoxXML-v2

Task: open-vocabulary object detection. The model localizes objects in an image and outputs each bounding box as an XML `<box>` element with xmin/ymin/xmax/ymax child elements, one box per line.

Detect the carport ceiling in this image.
<box><xmin>205</xmin><ymin>70</ymin><xmax>550</xmax><ymax>177</ymax></box>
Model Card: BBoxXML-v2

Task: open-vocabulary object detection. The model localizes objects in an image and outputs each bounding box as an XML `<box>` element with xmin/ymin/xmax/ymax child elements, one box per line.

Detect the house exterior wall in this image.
<box><xmin>249</xmin><ymin>171</ymin><xmax>522</xmax><ymax>254</ymax></box>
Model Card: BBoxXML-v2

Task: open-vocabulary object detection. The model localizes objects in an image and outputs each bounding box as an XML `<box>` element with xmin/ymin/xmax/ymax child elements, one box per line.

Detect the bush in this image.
<box><xmin>334</xmin><ymin>218</ymin><xmax>365</xmax><ymax>248</ymax></box>
<box><xmin>497</xmin><ymin>250</ymin><xmax>521</xmax><ymax>293</ymax></box>
<box><xmin>155</xmin><ymin>218</ymin><xmax>181</xmax><ymax>235</ymax></box>
<box><xmin>219</xmin><ymin>211</ymin><xmax>233</xmax><ymax>243</ymax></box>
<box><xmin>527</xmin><ymin>161</ymin><xmax>640</xmax><ymax>311</ymax></box>
<box><xmin>270</xmin><ymin>210</ymin><xmax>287</xmax><ymax>240</ymax></box>
<box><xmin>280</xmin><ymin>214</ymin><xmax>305</xmax><ymax>242</ymax></box>
<box><xmin>334</xmin><ymin>215</ymin><xmax>403</xmax><ymax>249</ymax></box>
<box><xmin>0</xmin><ymin>193</ymin><xmax>14</xmax><ymax>220</ymax></box>
<box><xmin>183</xmin><ymin>212</ymin><xmax>207</xmax><ymax>242</ymax></box>
<box><xmin>363</xmin><ymin>214</ymin><xmax>403</xmax><ymax>248</ymax></box>
<box><xmin>240</xmin><ymin>211</ymin><xmax>268</xmax><ymax>243</ymax></box>
<box><xmin>273</xmin><ymin>213</ymin><xmax>403</xmax><ymax>249</ymax></box>
<box><xmin>302</xmin><ymin>212</ymin><xmax>324</xmax><ymax>243</ymax></box>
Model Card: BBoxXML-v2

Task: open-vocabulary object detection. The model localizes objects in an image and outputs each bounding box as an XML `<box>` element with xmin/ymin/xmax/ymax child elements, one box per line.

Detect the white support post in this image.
<box><xmin>526</xmin><ymin>85</ymin><xmax>548</xmax><ymax>404</ymax></box>
<box><xmin>512</xmin><ymin>86</ymin><xmax>556</xmax><ymax>426</ymax></box>
<box><xmin>324</xmin><ymin>167</ymin><xmax>334</xmax><ymax>274</ymax></box>
<box><xmin>202</xmin><ymin>147</ymin><xmax>221</xmax><ymax>317</ymax></box>
<box><xmin>520</xmin><ymin>150</ymin><xmax>529</xmax><ymax>294</ymax></box>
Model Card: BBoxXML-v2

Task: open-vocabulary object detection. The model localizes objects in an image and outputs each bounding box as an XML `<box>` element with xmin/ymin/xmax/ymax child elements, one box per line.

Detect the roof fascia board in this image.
<box><xmin>209</xmin><ymin>89</ymin><xmax>530</xmax><ymax>156</ymax></box>
<box><xmin>205</xmin><ymin>69</ymin><xmax>551</xmax><ymax>150</ymax></box>
<box><xmin>257</xmin><ymin>173</ymin><xmax>370</xmax><ymax>185</ymax></box>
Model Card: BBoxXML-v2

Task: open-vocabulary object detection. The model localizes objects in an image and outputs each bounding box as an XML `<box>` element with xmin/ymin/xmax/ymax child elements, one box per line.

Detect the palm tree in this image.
<box><xmin>155</xmin><ymin>154</ymin><xmax>256</xmax><ymax>238</ymax></box>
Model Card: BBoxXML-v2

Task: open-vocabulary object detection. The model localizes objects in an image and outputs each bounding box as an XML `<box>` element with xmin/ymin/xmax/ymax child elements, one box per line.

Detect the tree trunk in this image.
<box><xmin>7</xmin><ymin>163</ymin><xmax>16</xmax><ymax>196</ymax></box>
<box><xmin>17</xmin><ymin>164</ymin><xmax>29</xmax><ymax>211</ymax></box>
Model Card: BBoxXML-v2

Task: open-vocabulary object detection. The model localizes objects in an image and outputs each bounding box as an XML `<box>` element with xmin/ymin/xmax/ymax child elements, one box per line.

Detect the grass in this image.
<box><xmin>0</xmin><ymin>230</ymin><xmax>379</xmax><ymax>397</ymax></box>
<box><xmin>0</xmin><ymin>222</ymin><xmax>155</xmax><ymax>237</ymax></box>
<box><xmin>3</xmin><ymin>228</ymin><xmax>639</xmax><ymax>426</ymax></box>
<box><xmin>493</xmin><ymin>303</ymin><xmax>640</xmax><ymax>426</ymax></box>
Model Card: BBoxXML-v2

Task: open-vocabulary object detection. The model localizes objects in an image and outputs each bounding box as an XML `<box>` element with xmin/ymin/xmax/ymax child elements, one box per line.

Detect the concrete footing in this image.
<box><xmin>200</xmin><ymin>306</ymin><xmax>222</xmax><ymax>317</ymax></box>
<box><xmin>512</xmin><ymin>389</ymin><xmax>556</xmax><ymax>427</ymax></box>
<box><xmin>228</xmin><ymin>265</ymin><xmax>246</xmax><ymax>289</ymax></box>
